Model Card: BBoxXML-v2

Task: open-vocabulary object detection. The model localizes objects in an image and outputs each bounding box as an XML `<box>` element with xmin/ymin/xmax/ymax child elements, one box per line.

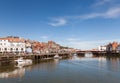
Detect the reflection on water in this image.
<box><xmin>106</xmin><ymin>57</ymin><xmax>120</xmax><ymax>72</ymax></box>
<box><xmin>0</xmin><ymin>55</ymin><xmax>120</xmax><ymax>83</ymax></box>
<box><xmin>0</xmin><ymin>62</ymin><xmax>25</xmax><ymax>78</ymax></box>
<box><xmin>0</xmin><ymin>60</ymin><xmax>58</xmax><ymax>79</ymax></box>
<box><xmin>0</xmin><ymin>67</ymin><xmax>25</xmax><ymax>78</ymax></box>
<box><xmin>31</xmin><ymin>60</ymin><xmax>59</xmax><ymax>71</ymax></box>
<box><xmin>71</xmin><ymin>53</ymin><xmax>80</xmax><ymax>60</ymax></box>
<box><xmin>85</xmin><ymin>52</ymin><xmax>93</xmax><ymax>58</ymax></box>
<box><xmin>54</xmin><ymin>59</ymin><xmax>60</xmax><ymax>64</ymax></box>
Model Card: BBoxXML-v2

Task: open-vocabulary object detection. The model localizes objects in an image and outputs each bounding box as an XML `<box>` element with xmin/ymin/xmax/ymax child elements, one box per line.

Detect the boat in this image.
<box><xmin>14</xmin><ymin>57</ymin><xmax>32</xmax><ymax>66</ymax></box>
<box><xmin>54</xmin><ymin>54</ymin><xmax>62</xmax><ymax>59</ymax></box>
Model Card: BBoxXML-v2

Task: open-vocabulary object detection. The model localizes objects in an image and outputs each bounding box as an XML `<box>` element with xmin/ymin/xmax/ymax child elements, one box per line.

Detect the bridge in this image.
<box><xmin>76</xmin><ymin>50</ymin><xmax>107</xmax><ymax>56</ymax></box>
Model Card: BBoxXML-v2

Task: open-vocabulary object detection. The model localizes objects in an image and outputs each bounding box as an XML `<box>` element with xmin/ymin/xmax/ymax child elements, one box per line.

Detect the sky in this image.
<box><xmin>0</xmin><ymin>0</ymin><xmax>120</xmax><ymax>50</ymax></box>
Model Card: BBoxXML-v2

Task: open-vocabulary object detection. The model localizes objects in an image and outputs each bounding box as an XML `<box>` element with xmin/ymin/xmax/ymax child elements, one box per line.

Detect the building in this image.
<box><xmin>98</xmin><ymin>46</ymin><xmax>106</xmax><ymax>51</ymax></box>
<box><xmin>111</xmin><ymin>42</ymin><xmax>118</xmax><ymax>51</ymax></box>
<box><xmin>106</xmin><ymin>42</ymin><xmax>119</xmax><ymax>52</ymax></box>
<box><xmin>25</xmin><ymin>40</ymin><xmax>32</xmax><ymax>53</ymax></box>
<box><xmin>0</xmin><ymin>36</ymin><xmax>72</xmax><ymax>54</ymax></box>
<box><xmin>106</xmin><ymin>43</ymin><xmax>112</xmax><ymax>52</ymax></box>
<box><xmin>47</xmin><ymin>41</ymin><xmax>60</xmax><ymax>53</ymax></box>
<box><xmin>0</xmin><ymin>36</ymin><xmax>26</xmax><ymax>53</ymax></box>
<box><xmin>31</xmin><ymin>41</ymin><xmax>44</xmax><ymax>54</ymax></box>
<box><xmin>31</xmin><ymin>41</ymin><xmax>61</xmax><ymax>54</ymax></box>
<box><xmin>116</xmin><ymin>44</ymin><xmax>120</xmax><ymax>53</ymax></box>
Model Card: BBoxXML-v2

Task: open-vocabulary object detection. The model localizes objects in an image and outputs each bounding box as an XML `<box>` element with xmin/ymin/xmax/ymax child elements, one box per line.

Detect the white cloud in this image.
<box><xmin>105</xmin><ymin>7</ymin><xmax>120</xmax><ymax>18</ymax></box>
<box><xmin>41</xmin><ymin>36</ymin><xmax>48</xmax><ymax>39</ymax></box>
<box><xmin>79</xmin><ymin>13</ymin><xmax>104</xmax><ymax>19</ymax></box>
<box><xmin>48</xmin><ymin>6</ymin><xmax>120</xmax><ymax>25</ymax></box>
<box><xmin>48</xmin><ymin>5</ymin><xmax>120</xmax><ymax>26</ymax></box>
<box><xmin>49</xmin><ymin>18</ymin><xmax>67</xmax><ymax>27</ymax></box>
<box><xmin>79</xmin><ymin>7</ymin><xmax>120</xmax><ymax>19</ymax></box>
<box><xmin>67</xmin><ymin>38</ymin><xmax>80</xmax><ymax>41</ymax></box>
<box><xmin>93</xmin><ymin>0</ymin><xmax>114</xmax><ymax>7</ymax></box>
<box><xmin>67</xmin><ymin>40</ymin><xmax>106</xmax><ymax>50</ymax></box>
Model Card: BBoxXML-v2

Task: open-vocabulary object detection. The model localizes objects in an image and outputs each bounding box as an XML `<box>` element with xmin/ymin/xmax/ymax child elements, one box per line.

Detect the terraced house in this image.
<box><xmin>0</xmin><ymin>36</ymin><xmax>26</xmax><ymax>53</ymax></box>
<box><xmin>106</xmin><ymin>42</ymin><xmax>120</xmax><ymax>53</ymax></box>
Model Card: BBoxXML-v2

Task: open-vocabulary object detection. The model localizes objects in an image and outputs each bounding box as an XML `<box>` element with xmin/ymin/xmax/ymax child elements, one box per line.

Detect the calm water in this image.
<box><xmin>0</xmin><ymin>55</ymin><xmax>120</xmax><ymax>83</ymax></box>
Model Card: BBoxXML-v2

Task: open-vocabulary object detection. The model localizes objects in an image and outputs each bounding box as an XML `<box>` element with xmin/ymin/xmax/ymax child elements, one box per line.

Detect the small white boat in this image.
<box><xmin>54</xmin><ymin>54</ymin><xmax>62</xmax><ymax>59</ymax></box>
<box><xmin>14</xmin><ymin>57</ymin><xmax>32</xmax><ymax>66</ymax></box>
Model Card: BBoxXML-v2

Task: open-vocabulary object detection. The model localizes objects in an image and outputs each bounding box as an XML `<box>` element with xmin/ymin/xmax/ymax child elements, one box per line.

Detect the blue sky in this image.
<box><xmin>0</xmin><ymin>0</ymin><xmax>120</xmax><ymax>50</ymax></box>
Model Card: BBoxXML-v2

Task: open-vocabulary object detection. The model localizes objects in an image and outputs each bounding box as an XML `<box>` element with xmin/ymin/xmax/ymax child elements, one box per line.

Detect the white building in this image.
<box><xmin>98</xmin><ymin>46</ymin><xmax>106</xmax><ymax>51</ymax></box>
<box><xmin>0</xmin><ymin>37</ymin><xmax>26</xmax><ymax>53</ymax></box>
<box><xmin>116</xmin><ymin>45</ymin><xmax>120</xmax><ymax>53</ymax></box>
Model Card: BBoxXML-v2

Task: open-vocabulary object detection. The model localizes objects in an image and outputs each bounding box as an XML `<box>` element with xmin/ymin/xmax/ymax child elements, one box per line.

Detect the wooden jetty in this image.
<box><xmin>0</xmin><ymin>52</ymin><xmax>74</xmax><ymax>62</ymax></box>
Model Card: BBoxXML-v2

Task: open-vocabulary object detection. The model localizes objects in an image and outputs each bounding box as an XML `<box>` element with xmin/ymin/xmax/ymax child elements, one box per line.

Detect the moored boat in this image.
<box><xmin>14</xmin><ymin>57</ymin><xmax>32</xmax><ymax>66</ymax></box>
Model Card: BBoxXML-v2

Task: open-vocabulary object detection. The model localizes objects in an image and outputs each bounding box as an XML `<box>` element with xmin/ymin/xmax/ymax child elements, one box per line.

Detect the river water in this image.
<box><xmin>0</xmin><ymin>54</ymin><xmax>120</xmax><ymax>83</ymax></box>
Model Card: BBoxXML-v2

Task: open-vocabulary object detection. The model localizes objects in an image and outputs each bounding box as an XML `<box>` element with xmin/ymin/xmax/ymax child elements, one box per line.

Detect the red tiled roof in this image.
<box><xmin>0</xmin><ymin>37</ymin><xmax>25</xmax><ymax>43</ymax></box>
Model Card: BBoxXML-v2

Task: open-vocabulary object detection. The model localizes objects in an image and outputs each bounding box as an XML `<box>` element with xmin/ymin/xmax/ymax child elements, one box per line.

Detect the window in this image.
<box><xmin>21</xmin><ymin>48</ymin><xmax>23</xmax><ymax>51</ymax></box>
<box><xmin>16</xmin><ymin>48</ymin><xmax>18</xmax><ymax>51</ymax></box>
<box><xmin>17</xmin><ymin>44</ymin><xmax>20</xmax><ymax>46</ymax></box>
<box><xmin>10</xmin><ymin>48</ymin><xmax>13</xmax><ymax>51</ymax></box>
<box><xmin>11</xmin><ymin>43</ymin><xmax>14</xmax><ymax>46</ymax></box>
<box><xmin>4</xmin><ymin>48</ymin><xmax>7</xmax><ymax>51</ymax></box>
<box><xmin>21</xmin><ymin>44</ymin><xmax>24</xmax><ymax>47</ymax></box>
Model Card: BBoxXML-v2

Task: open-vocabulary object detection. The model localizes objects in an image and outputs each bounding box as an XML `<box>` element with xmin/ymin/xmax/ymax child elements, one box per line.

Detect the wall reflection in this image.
<box><xmin>0</xmin><ymin>67</ymin><xmax>25</xmax><ymax>78</ymax></box>
<box><xmin>98</xmin><ymin>56</ymin><xmax>107</xmax><ymax>68</ymax></box>
<box><xmin>106</xmin><ymin>57</ymin><xmax>120</xmax><ymax>72</ymax></box>
<box><xmin>98</xmin><ymin>56</ymin><xmax>120</xmax><ymax>72</ymax></box>
<box><xmin>29</xmin><ymin>60</ymin><xmax>60</xmax><ymax>72</ymax></box>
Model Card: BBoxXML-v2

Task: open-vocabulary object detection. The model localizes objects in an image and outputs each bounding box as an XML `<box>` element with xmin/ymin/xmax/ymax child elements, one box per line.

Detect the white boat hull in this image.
<box><xmin>14</xmin><ymin>57</ymin><xmax>32</xmax><ymax>67</ymax></box>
